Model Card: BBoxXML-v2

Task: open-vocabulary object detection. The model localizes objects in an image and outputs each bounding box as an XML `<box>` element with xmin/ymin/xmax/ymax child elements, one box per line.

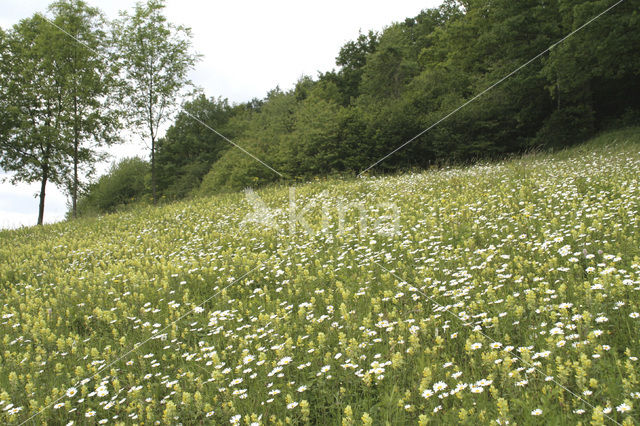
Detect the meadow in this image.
<box><xmin>1</xmin><ymin>128</ymin><xmax>640</xmax><ymax>425</ymax></box>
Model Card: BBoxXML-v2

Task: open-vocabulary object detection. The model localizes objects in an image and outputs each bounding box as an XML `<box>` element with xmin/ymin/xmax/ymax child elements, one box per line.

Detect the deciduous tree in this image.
<box><xmin>47</xmin><ymin>0</ymin><xmax>122</xmax><ymax>218</ymax></box>
<box><xmin>0</xmin><ymin>15</ymin><xmax>69</xmax><ymax>225</ymax></box>
<box><xmin>113</xmin><ymin>0</ymin><xmax>199</xmax><ymax>204</ymax></box>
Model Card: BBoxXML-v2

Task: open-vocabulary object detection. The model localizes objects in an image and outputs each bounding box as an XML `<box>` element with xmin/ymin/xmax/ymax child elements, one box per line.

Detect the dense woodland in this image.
<box><xmin>1</xmin><ymin>0</ymin><xmax>639</xmax><ymax>220</ymax></box>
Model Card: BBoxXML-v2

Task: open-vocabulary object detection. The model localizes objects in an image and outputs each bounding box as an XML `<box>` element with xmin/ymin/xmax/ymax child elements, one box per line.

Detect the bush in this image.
<box><xmin>532</xmin><ymin>105</ymin><xmax>596</xmax><ymax>149</ymax></box>
<box><xmin>75</xmin><ymin>157</ymin><xmax>150</xmax><ymax>216</ymax></box>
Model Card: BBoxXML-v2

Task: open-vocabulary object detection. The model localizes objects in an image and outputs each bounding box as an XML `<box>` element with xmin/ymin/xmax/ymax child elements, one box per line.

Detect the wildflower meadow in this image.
<box><xmin>1</xmin><ymin>128</ymin><xmax>640</xmax><ymax>425</ymax></box>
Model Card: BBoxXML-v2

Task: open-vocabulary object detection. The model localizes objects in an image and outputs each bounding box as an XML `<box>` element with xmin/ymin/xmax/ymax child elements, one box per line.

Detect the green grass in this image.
<box><xmin>1</xmin><ymin>128</ymin><xmax>640</xmax><ymax>425</ymax></box>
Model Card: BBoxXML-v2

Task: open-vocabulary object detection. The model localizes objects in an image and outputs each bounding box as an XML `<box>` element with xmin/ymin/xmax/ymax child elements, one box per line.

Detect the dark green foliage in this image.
<box><xmin>359</xmin><ymin>24</ymin><xmax>419</xmax><ymax>101</ymax></box>
<box><xmin>199</xmin><ymin>88</ymin><xmax>297</xmax><ymax>193</ymax></box>
<box><xmin>75</xmin><ymin>158</ymin><xmax>149</xmax><ymax>216</ymax></box>
<box><xmin>155</xmin><ymin>95</ymin><xmax>235</xmax><ymax>199</ymax></box>
<box><xmin>319</xmin><ymin>30</ymin><xmax>379</xmax><ymax>106</ymax></box>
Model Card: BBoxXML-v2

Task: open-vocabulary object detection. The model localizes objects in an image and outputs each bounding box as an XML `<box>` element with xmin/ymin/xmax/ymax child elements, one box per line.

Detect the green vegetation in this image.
<box><xmin>1</xmin><ymin>129</ymin><xmax>639</xmax><ymax>424</ymax></box>
<box><xmin>74</xmin><ymin>157</ymin><xmax>150</xmax><ymax>217</ymax></box>
<box><xmin>3</xmin><ymin>0</ymin><xmax>639</xmax><ymax>219</ymax></box>
<box><xmin>0</xmin><ymin>0</ymin><xmax>122</xmax><ymax>223</ymax></box>
<box><xmin>136</xmin><ymin>0</ymin><xmax>640</xmax><ymax>205</ymax></box>
<box><xmin>156</xmin><ymin>95</ymin><xmax>241</xmax><ymax>200</ymax></box>
<box><xmin>2</xmin><ymin>0</ymin><xmax>640</xmax><ymax>423</ymax></box>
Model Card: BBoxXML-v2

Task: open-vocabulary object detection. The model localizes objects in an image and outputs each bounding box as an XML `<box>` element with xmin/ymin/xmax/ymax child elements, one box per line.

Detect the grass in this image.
<box><xmin>1</xmin><ymin>128</ymin><xmax>640</xmax><ymax>425</ymax></box>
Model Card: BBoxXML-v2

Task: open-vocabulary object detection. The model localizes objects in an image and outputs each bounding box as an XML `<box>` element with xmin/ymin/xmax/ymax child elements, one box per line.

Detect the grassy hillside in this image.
<box><xmin>1</xmin><ymin>128</ymin><xmax>640</xmax><ymax>425</ymax></box>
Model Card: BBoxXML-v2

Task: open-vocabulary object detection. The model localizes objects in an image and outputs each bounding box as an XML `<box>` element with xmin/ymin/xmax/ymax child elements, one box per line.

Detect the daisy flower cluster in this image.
<box><xmin>1</xmin><ymin>139</ymin><xmax>640</xmax><ymax>424</ymax></box>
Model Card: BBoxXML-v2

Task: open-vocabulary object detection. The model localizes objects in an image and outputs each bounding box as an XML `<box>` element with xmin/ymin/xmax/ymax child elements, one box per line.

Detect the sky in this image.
<box><xmin>0</xmin><ymin>0</ymin><xmax>441</xmax><ymax>229</ymax></box>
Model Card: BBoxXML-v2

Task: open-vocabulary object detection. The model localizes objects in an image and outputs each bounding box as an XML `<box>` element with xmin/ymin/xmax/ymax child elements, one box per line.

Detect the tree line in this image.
<box><xmin>3</xmin><ymin>0</ymin><xmax>640</xmax><ymax>221</ymax></box>
<box><xmin>159</xmin><ymin>0</ymin><xmax>640</xmax><ymax>201</ymax></box>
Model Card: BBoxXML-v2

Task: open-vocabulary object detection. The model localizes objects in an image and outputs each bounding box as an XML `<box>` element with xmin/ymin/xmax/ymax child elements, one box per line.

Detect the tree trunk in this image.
<box><xmin>149</xmin><ymin>79</ymin><xmax>157</xmax><ymax>204</ymax></box>
<box><xmin>73</xmin><ymin>96</ymin><xmax>79</xmax><ymax>219</ymax></box>
<box><xmin>151</xmin><ymin>133</ymin><xmax>157</xmax><ymax>204</ymax></box>
<box><xmin>73</xmin><ymin>138</ymin><xmax>78</xmax><ymax>218</ymax></box>
<box><xmin>37</xmin><ymin>165</ymin><xmax>49</xmax><ymax>226</ymax></box>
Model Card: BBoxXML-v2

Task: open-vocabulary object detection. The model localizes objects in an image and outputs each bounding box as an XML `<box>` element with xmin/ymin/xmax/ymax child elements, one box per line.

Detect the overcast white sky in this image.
<box><xmin>0</xmin><ymin>0</ymin><xmax>441</xmax><ymax>229</ymax></box>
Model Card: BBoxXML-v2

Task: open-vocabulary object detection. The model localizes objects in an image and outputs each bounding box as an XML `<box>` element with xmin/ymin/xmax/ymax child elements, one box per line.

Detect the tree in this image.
<box><xmin>319</xmin><ymin>30</ymin><xmax>379</xmax><ymax>106</ymax></box>
<box><xmin>199</xmin><ymin>89</ymin><xmax>297</xmax><ymax>194</ymax></box>
<box><xmin>359</xmin><ymin>24</ymin><xmax>420</xmax><ymax>101</ymax></box>
<box><xmin>113</xmin><ymin>0</ymin><xmax>199</xmax><ymax>204</ymax></box>
<box><xmin>0</xmin><ymin>15</ymin><xmax>70</xmax><ymax>225</ymax></box>
<box><xmin>157</xmin><ymin>0</ymin><xmax>640</xmax><ymax>196</ymax></box>
<box><xmin>155</xmin><ymin>94</ymin><xmax>234</xmax><ymax>199</ymax></box>
<box><xmin>540</xmin><ymin>0</ymin><xmax>640</xmax><ymax>142</ymax></box>
<box><xmin>290</xmin><ymin>94</ymin><xmax>343</xmax><ymax>175</ymax></box>
<box><xmin>46</xmin><ymin>0</ymin><xmax>122</xmax><ymax>218</ymax></box>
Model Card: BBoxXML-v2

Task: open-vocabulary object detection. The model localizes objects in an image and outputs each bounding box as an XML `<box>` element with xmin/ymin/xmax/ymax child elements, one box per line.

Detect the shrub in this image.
<box><xmin>75</xmin><ymin>157</ymin><xmax>150</xmax><ymax>216</ymax></box>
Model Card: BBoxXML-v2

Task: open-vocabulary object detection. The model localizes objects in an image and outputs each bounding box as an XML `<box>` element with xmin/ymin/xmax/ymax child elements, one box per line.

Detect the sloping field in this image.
<box><xmin>1</xmin><ymin>128</ymin><xmax>640</xmax><ymax>425</ymax></box>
